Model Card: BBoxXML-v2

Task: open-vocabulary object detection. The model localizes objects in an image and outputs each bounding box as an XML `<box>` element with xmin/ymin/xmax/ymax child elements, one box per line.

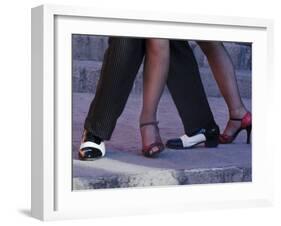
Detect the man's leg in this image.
<box><xmin>78</xmin><ymin>38</ymin><xmax>145</xmax><ymax>160</ymax></box>
<box><xmin>84</xmin><ymin>37</ymin><xmax>145</xmax><ymax>140</ymax></box>
<box><xmin>166</xmin><ymin>40</ymin><xmax>219</xmax><ymax>148</ymax></box>
<box><xmin>79</xmin><ymin>37</ymin><xmax>145</xmax><ymax>160</ymax></box>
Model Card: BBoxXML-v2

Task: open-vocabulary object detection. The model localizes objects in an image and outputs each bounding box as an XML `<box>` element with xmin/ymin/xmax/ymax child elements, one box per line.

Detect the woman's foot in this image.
<box><xmin>140</xmin><ymin>121</ymin><xmax>164</xmax><ymax>158</ymax></box>
<box><xmin>222</xmin><ymin>107</ymin><xmax>248</xmax><ymax>137</ymax></box>
<box><xmin>219</xmin><ymin>111</ymin><xmax>252</xmax><ymax>144</ymax></box>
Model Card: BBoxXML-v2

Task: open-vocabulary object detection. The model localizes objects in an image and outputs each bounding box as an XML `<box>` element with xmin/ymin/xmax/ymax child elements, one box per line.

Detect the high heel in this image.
<box><xmin>140</xmin><ymin>121</ymin><xmax>165</xmax><ymax>158</ymax></box>
<box><xmin>246</xmin><ymin>125</ymin><xmax>252</xmax><ymax>144</ymax></box>
<box><xmin>219</xmin><ymin>112</ymin><xmax>252</xmax><ymax>144</ymax></box>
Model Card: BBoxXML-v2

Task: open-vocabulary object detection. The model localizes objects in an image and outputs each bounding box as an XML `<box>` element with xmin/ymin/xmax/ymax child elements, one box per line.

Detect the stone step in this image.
<box><xmin>190</xmin><ymin>41</ymin><xmax>251</xmax><ymax>70</ymax></box>
<box><xmin>72</xmin><ymin>60</ymin><xmax>251</xmax><ymax>98</ymax></box>
<box><xmin>72</xmin><ymin>35</ymin><xmax>252</xmax><ymax>70</ymax></box>
<box><xmin>73</xmin><ymin>147</ymin><xmax>251</xmax><ymax>190</ymax></box>
<box><xmin>74</xmin><ymin>166</ymin><xmax>251</xmax><ymax>190</ymax></box>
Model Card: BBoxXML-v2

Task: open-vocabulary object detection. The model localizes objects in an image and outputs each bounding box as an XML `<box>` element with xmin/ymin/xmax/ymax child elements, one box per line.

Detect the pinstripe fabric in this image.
<box><xmin>167</xmin><ymin>40</ymin><xmax>215</xmax><ymax>135</ymax></box>
<box><xmin>84</xmin><ymin>37</ymin><xmax>216</xmax><ymax>140</ymax></box>
<box><xmin>84</xmin><ymin>37</ymin><xmax>145</xmax><ymax>139</ymax></box>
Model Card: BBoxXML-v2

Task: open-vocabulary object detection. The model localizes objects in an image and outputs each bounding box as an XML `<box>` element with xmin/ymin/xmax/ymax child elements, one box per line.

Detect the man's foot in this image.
<box><xmin>140</xmin><ymin>121</ymin><xmax>165</xmax><ymax>158</ymax></box>
<box><xmin>78</xmin><ymin>130</ymin><xmax>106</xmax><ymax>161</ymax></box>
<box><xmin>166</xmin><ymin>124</ymin><xmax>220</xmax><ymax>149</ymax></box>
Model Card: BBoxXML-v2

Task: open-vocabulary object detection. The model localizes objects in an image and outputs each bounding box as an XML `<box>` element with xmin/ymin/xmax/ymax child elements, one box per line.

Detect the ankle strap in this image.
<box><xmin>230</xmin><ymin>112</ymin><xmax>251</xmax><ymax>121</ymax></box>
<box><xmin>140</xmin><ymin>121</ymin><xmax>159</xmax><ymax>128</ymax></box>
<box><xmin>229</xmin><ymin>118</ymin><xmax>242</xmax><ymax>121</ymax></box>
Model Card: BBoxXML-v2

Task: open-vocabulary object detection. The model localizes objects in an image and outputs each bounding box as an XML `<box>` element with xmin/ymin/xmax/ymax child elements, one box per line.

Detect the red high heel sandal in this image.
<box><xmin>140</xmin><ymin>121</ymin><xmax>165</xmax><ymax>158</ymax></box>
<box><xmin>219</xmin><ymin>112</ymin><xmax>252</xmax><ymax>144</ymax></box>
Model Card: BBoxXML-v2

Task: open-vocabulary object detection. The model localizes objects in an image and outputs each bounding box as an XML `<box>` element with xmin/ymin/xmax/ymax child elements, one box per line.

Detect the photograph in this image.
<box><xmin>72</xmin><ymin>35</ymin><xmax>252</xmax><ymax>190</ymax></box>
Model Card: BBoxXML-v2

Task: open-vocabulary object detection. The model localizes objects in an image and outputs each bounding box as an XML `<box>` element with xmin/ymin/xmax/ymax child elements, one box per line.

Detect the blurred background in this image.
<box><xmin>72</xmin><ymin>35</ymin><xmax>252</xmax><ymax>98</ymax></box>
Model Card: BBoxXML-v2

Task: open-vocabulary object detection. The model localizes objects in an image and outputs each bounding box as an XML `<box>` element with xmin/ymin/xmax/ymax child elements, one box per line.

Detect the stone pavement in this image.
<box><xmin>72</xmin><ymin>93</ymin><xmax>252</xmax><ymax>190</ymax></box>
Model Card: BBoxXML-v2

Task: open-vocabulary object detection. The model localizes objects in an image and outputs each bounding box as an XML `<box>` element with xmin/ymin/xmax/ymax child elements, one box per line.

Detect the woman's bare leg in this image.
<box><xmin>197</xmin><ymin>41</ymin><xmax>248</xmax><ymax>136</ymax></box>
<box><xmin>140</xmin><ymin>39</ymin><xmax>170</xmax><ymax>153</ymax></box>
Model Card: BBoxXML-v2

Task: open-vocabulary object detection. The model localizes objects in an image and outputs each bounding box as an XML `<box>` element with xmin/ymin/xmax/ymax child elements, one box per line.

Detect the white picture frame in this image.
<box><xmin>31</xmin><ymin>4</ymin><xmax>274</xmax><ymax>221</ymax></box>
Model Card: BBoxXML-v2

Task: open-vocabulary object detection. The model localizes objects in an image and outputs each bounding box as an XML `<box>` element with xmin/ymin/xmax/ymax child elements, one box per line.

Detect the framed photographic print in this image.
<box><xmin>31</xmin><ymin>4</ymin><xmax>274</xmax><ymax>221</ymax></box>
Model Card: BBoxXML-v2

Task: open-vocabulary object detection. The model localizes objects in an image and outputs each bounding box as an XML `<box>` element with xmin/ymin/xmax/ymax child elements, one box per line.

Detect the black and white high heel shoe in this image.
<box><xmin>166</xmin><ymin>125</ymin><xmax>220</xmax><ymax>149</ymax></box>
<box><xmin>78</xmin><ymin>130</ymin><xmax>106</xmax><ymax>161</ymax></box>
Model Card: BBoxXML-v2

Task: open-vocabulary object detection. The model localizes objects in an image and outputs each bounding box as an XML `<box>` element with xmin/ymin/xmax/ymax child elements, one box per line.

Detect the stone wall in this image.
<box><xmin>72</xmin><ymin>35</ymin><xmax>252</xmax><ymax>98</ymax></box>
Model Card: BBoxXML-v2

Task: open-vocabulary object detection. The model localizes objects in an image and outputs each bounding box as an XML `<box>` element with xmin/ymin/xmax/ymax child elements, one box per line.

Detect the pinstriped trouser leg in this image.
<box><xmin>167</xmin><ymin>40</ymin><xmax>216</xmax><ymax>135</ymax></box>
<box><xmin>84</xmin><ymin>37</ymin><xmax>145</xmax><ymax>140</ymax></box>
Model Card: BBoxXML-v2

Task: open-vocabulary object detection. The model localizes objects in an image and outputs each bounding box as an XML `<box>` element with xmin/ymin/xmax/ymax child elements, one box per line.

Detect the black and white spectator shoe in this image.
<box><xmin>166</xmin><ymin>125</ymin><xmax>220</xmax><ymax>149</ymax></box>
<box><xmin>78</xmin><ymin>130</ymin><xmax>106</xmax><ymax>161</ymax></box>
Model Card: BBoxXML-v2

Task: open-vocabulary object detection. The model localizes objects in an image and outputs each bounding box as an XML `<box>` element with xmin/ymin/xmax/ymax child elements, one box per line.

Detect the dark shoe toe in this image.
<box><xmin>79</xmin><ymin>147</ymin><xmax>103</xmax><ymax>160</ymax></box>
<box><xmin>166</xmin><ymin>138</ymin><xmax>183</xmax><ymax>149</ymax></box>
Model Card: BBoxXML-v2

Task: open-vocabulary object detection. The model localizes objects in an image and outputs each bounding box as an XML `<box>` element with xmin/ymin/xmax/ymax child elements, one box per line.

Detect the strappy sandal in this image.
<box><xmin>219</xmin><ymin>112</ymin><xmax>252</xmax><ymax>144</ymax></box>
<box><xmin>78</xmin><ymin>130</ymin><xmax>106</xmax><ymax>161</ymax></box>
<box><xmin>140</xmin><ymin>121</ymin><xmax>165</xmax><ymax>158</ymax></box>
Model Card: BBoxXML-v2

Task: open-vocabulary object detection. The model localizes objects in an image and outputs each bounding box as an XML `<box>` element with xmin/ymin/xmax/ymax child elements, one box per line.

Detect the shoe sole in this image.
<box><xmin>166</xmin><ymin>140</ymin><xmax>218</xmax><ymax>149</ymax></box>
<box><xmin>78</xmin><ymin>150</ymin><xmax>104</xmax><ymax>161</ymax></box>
